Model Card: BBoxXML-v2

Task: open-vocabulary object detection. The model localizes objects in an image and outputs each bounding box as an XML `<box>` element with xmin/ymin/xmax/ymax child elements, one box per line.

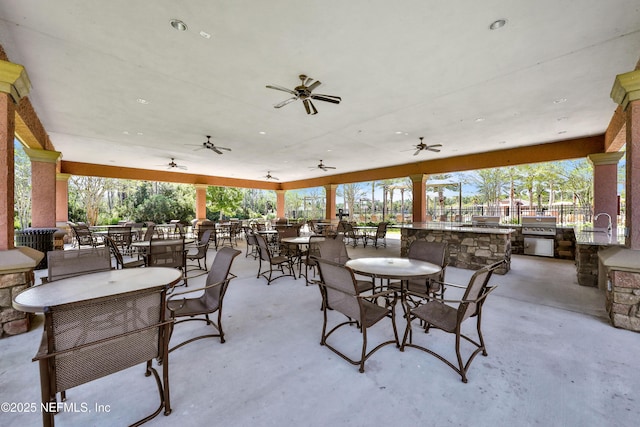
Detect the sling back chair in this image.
<box><xmin>255</xmin><ymin>233</ymin><xmax>295</xmax><ymax>285</ymax></box>
<box><xmin>44</xmin><ymin>247</ymin><xmax>112</xmax><ymax>284</ymax></box>
<box><xmin>389</xmin><ymin>240</ymin><xmax>448</xmax><ymax>303</ymax></box>
<box><xmin>314</xmin><ymin>258</ymin><xmax>399</xmax><ymax>373</ymax></box>
<box><xmin>34</xmin><ymin>285</ymin><xmax>173</xmax><ymax>426</ymax></box>
<box><xmin>167</xmin><ymin>247</ymin><xmax>241</xmax><ymax>352</ymax></box>
<box><xmin>400</xmin><ymin>261</ymin><xmax>502</xmax><ymax>383</ymax></box>
<box><xmin>104</xmin><ymin>235</ymin><xmax>146</xmax><ymax>269</ymax></box>
<box><xmin>185</xmin><ymin>229</ymin><xmax>212</xmax><ymax>272</ymax></box>
<box><xmin>146</xmin><ymin>238</ymin><xmax>187</xmax><ymax>286</ymax></box>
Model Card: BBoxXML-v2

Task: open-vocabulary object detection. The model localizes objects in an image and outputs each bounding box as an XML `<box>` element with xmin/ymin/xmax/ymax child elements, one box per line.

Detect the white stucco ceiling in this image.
<box><xmin>0</xmin><ymin>0</ymin><xmax>638</xmax><ymax>182</ymax></box>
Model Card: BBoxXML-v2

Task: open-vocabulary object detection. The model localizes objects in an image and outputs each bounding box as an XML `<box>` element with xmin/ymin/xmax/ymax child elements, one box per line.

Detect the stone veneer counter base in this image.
<box><xmin>394</xmin><ymin>223</ymin><xmax>514</xmax><ymax>275</ymax></box>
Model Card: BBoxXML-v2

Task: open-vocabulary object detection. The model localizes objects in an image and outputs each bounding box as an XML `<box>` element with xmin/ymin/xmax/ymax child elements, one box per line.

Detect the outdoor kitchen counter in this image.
<box><xmin>394</xmin><ymin>223</ymin><xmax>514</xmax><ymax>274</ymax></box>
<box><xmin>574</xmin><ymin>225</ymin><xmax>626</xmax><ymax>287</ymax></box>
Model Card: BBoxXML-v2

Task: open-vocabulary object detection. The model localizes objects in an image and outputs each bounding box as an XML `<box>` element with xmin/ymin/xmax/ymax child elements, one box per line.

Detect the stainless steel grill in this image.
<box><xmin>471</xmin><ymin>216</ymin><xmax>501</xmax><ymax>227</ymax></box>
<box><xmin>522</xmin><ymin>216</ymin><xmax>556</xmax><ymax>257</ymax></box>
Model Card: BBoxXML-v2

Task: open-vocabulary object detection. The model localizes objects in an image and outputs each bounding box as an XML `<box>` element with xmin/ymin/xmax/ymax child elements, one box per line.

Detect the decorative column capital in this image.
<box><xmin>0</xmin><ymin>60</ymin><xmax>31</xmax><ymax>104</ymax></box>
<box><xmin>409</xmin><ymin>174</ymin><xmax>426</xmax><ymax>184</ymax></box>
<box><xmin>611</xmin><ymin>69</ymin><xmax>640</xmax><ymax>111</ymax></box>
<box><xmin>588</xmin><ymin>152</ymin><xmax>625</xmax><ymax>166</ymax></box>
<box><xmin>324</xmin><ymin>184</ymin><xmax>338</xmax><ymax>191</ymax></box>
<box><xmin>56</xmin><ymin>173</ymin><xmax>72</xmax><ymax>182</ymax></box>
<box><xmin>23</xmin><ymin>147</ymin><xmax>61</xmax><ymax>163</ymax></box>
<box><xmin>194</xmin><ymin>184</ymin><xmax>209</xmax><ymax>190</ymax></box>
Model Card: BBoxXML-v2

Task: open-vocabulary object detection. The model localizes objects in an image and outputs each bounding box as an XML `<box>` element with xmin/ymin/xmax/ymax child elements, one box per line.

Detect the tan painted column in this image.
<box><xmin>55</xmin><ymin>173</ymin><xmax>71</xmax><ymax>225</ymax></box>
<box><xmin>625</xmin><ymin>100</ymin><xmax>639</xmax><ymax>249</ymax></box>
<box><xmin>0</xmin><ymin>59</ymin><xmax>31</xmax><ymax>250</ymax></box>
<box><xmin>276</xmin><ymin>189</ymin><xmax>286</xmax><ymax>219</ymax></box>
<box><xmin>195</xmin><ymin>184</ymin><xmax>208</xmax><ymax>219</ymax></box>
<box><xmin>611</xmin><ymin>69</ymin><xmax>640</xmax><ymax>249</ymax></box>
<box><xmin>588</xmin><ymin>152</ymin><xmax>624</xmax><ymax>230</ymax></box>
<box><xmin>410</xmin><ymin>174</ymin><xmax>427</xmax><ymax>223</ymax></box>
<box><xmin>324</xmin><ymin>184</ymin><xmax>337</xmax><ymax>221</ymax></box>
<box><xmin>24</xmin><ymin>148</ymin><xmax>60</xmax><ymax>228</ymax></box>
<box><xmin>0</xmin><ymin>93</ymin><xmax>15</xmax><ymax>250</ymax></box>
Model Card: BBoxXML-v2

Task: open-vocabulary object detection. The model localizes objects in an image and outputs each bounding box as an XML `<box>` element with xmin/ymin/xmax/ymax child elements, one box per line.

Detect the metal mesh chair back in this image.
<box><xmin>255</xmin><ymin>233</ymin><xmax>272</xmax><ymax>262</ymax></box>
<box><xmin>70</xmin><ymin>224</ymin><xmax>95</xmax><ymax>247</ymax></box>
<box><xmin>47</xmin><ymin>247</ymin><xmax>112</xmax><ymax>282</ymax></box>
<box><xmin>316</xmin><ymin>238</ymin><xmax>350</xmax><ymax>265</ymax></box>
<box><xmin>147</xmin><ymin>239</ymin><xmax>184</xmax><ymax>269</ymax></box>
<box><xmin>107</xmin><ymin>225</ymin><xmax>132</xmax><ymax>248</ymax></box>
<box><xmin>376</xmin><ymin>222</ymin><xmax>388</xmax><ymax>238</ymax></box>
<box><xmin>459</xmin><ymin>264</ymin><xmax>495</xmax><ymax>322</ymax></box>
<box><xmin>408</xmin><ymin>240</ymin><xmax>447</xmax><ymax>281</ymax></box>
<box><xmin>201</xmin><ymin>247</ymin><xmax>240</xmax><ymax>307</ymax></box>
<box><xmin>315</xmin><ymin>258</ymin><xmax>360</xmax><ymax>318</ymax></box>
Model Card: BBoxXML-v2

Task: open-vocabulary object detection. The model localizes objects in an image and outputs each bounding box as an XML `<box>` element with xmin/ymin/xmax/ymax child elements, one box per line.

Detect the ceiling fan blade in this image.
<box><xmin>427</xmin><ymin>148</ymin><xmax>441</xmax><ymax>153</ymax></box>
<box><xmin>413</xmin><ymin>149</ymin><xmax>420</xmax><ymax>156</ymax></box>
<box><xmin>311</xmin><ymin>94</ymin><xmax>341</xmax><ymax>104</ymax></box>
<box><xmin>308</xmin><ymin>99</ymin><xmax>318</xmax><ymax>115</ymax></box>
<box><xmin>217</xmin><ymin>146</ymin><xmax>231</xmax><ymax>151</ymax></box>
<box><xmin>212</xmin><ymin>147</ymin><xmax>223</xmax><ymax>155</ymax></box>
<box><xmin>306</xmin><ymin>80</ymin><xmax>321</xmax><ymax>92</ymax></box>
<box><xmin>266</xmin><ymin>84</ymin><xmax>297</xmax><ymax>95</ymax></box>
<box><xmin>274</xmin><ymin>96</ymin><xmax>298</xmax><ymax>108</ymax></box>
<box><xmin>325</xmin><ymin>166</ymin><xmax>336</xmax><ymax>169</ymax></box>
<box><xmin>427</xmin><ymin>144</ymin><xmax>443</xmax><ymax>148</ymax></box>
<box><xmin>303</xmin><ymin>99</ymin><xmax>312</xmax><ymax>115</ymax></box>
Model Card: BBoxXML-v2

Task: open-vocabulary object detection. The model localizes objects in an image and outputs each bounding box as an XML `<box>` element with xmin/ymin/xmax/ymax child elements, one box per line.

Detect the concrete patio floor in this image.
<box><xmin>2</xmin><ymin>234</ymin><xmax>638</xmax><ymax>427</ymax></box>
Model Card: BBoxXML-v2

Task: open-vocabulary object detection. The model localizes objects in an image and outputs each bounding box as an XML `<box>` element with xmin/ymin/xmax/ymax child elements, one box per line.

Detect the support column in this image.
<box><xmin>625</xmin><ymin>100</ymin><xmax>640</xmax><ymax>249</ymax></box>
<box><xmin>324</xmin><ymin>184</ymin><xmax>337</xmax><ymax>221</ymax></box>
<box><xmin>276</xmin><ymin>190</ymin><xmax>286</xmax><ymax>219</ymax></box>
<box><xmin>56</xmin><ymin>173</ymin><xmax>71</xmax><ymax>226</ymax></box>
<box><xmin>0</xmin><ymin>93</ymin><xmax>15</xmax><ymax>250</ymax></box>
<box><xmin>195</xmin><ymin>184</ymin><xmax>208</xmax><ymax>219</ymax></box>
<box><xmin>588</xmin><ymin>152</ymin><xmax>624</xmax><ymax>230</ymax></box>
<box><xmin>409</xmin><ymin>174</ymin><xmax>427</xmax><ymax>223</ymax></box>
<box><xmin>0</xmin><ymin>59</ymin><xmax>31</xmax><ymax>250</ymax></box>
<box><xmin>23</xmin><ymin>148</ymin><xmax>60</xmax><ymax>228</ymax></box>
<box><xmin>611</xmin><ymin>69</ymin><xmax>640</xmax><ymax>249</ymax></box>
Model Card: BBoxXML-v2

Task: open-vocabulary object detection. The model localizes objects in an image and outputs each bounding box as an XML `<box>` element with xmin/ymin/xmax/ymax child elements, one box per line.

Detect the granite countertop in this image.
<box><xmin>574</xmin><ymin>226</ymin><xmax>626</xmax><ymax>246</ymax></box>
<box><xmin>392</xmin><ymin>222</ymin><xmax>515</xmax><ymax>234</ymax></box>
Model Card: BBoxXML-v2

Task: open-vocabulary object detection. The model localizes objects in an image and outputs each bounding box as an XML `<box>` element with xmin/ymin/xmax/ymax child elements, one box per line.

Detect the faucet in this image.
<box><xmin>594</xmin><ymin>212</ymin><xmax>612</xmax><ymax>234</ymax></box>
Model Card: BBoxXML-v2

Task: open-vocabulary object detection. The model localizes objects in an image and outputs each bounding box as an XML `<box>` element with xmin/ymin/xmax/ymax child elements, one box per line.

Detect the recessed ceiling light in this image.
<box><xmin>475</xmin><ymin>118</ymin><xmax>485</xmax><ymax>122</ymax></box>
<box><xmin>258</xmin><ymin>131</ymin><xmax>266</xmax><ymax>135</ymax></box>
<box><xmin>170</xmin><ymin>19</ymin><xmax>187</xmax><ymax>31</ymax></box>
<box><xmin>136</xmin><ymin>98</ymin><xmax>149</xmax><ymax>105</ymax></box>
<box><xmin>137</xmin><ymin>132</ymin><xmax>144</xmax><ymax>136</ymax></box>
<box><xmin>199</xmin><ymin>31</ymin><xmax>211</xmax><ymax>39</ymax></box>
<box><xmin>489</xmin><ymin>19</ymin><xmax>507</xmax><ymax>30</ymax></box>
<box><xmin>557</xmin><ymin>116</ymin><xmax>568</xmax><ymax>121</ymax></box>
<box><xmin>553</xmin><ymin>98</ymin><xmax>567</xmax><ymax>104</ymax></box>
<box><xmin>123</xmin><ymin>131</ymin><xmax>130</xmax><ymax>135</ymax></box>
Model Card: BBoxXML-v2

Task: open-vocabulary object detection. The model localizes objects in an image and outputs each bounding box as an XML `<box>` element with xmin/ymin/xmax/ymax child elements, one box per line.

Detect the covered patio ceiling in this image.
<box><xmin>0</xmin><ymin>1</ymin><xmax>638</xmax><ymax>186</ymax></box>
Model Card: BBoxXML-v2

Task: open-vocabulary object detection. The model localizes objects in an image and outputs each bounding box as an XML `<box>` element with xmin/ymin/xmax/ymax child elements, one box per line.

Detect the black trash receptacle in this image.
<box><xmin>15</xmin><ymin>228</ymin><xmax>58</xmax><ymax>269</ymax></box>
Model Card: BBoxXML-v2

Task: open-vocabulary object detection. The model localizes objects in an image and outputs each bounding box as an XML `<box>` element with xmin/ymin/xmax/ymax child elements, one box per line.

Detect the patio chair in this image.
<box><xmin>243</xmin><ymin>226</ymin><xmax>259</xmax><ymax>259</ymax></box>
<box><xmin>104</xmin><ymin>235</ymin><xmax>145</xmax><ymax>269</ymax></box>
<box><xmin>147</xmin><ymin>238</ymin><xmax>187</xmax><ymax>286</ymax></box>
<box><xmin>69</xmin><ymin>223</ymin><xmax>97</xmax><ymax>248</ymax></box>
<box><xmin>301</xmin><ymin>235</ymin><xmax>324</xmax><ymax>285</ymax></box>
<box><xmin>388</xmin><ymin>240</ymin><xmax>448</xmax><ymax>301</ymax></box>
<box><xmin>368</xmin><ymin>222</ymin><xmax>389</xmax><ymax>249</ymax></box>
<box><xmin>185</xmin><ymin>229</ymin><xmax>212</xmax><ymax>272</ymax></box>
<box><xmin>197</xmin><ymin>221</ymin><xmax>218</xmax><ymax>251</ymax></box>
<box><xmin>44</xmin><ymin>247</ymin><xmax>112</xmax><ymax>283</ymax></box>
<box><xmin>107</xmin><ymin>225</ymin><xmax>133</xmax><ymax>255</ymax></box>
<box><xmin>343</xmin><ymin>222</ymin><xmax>366</xmax><ymax>248</ymax></box>
<box><xmin>34</xmin><ymin>283</ymin><xmax>173</xmax><ymax>426</ymax></box>
<box><xmin>255</xmin><ymin>233</ymin><xmax>295</xmax><ymax>285</ymax></box>
<box><xmin>167</xmin><ymin>247</ymin><xmax>241</xmax><ymax>352</ymax></box>
<box><xmin>400</xmin><ymin>261</ymin><xmax>502</xmax><ymax>383</ymax></box>
<box><xmin>314</xmin><ymin>258</ymin><xmax>399</xmax><ymax>373</ymax></box>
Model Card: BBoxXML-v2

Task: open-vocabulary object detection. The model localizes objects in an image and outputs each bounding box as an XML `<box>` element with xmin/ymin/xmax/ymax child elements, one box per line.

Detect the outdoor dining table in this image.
<box><xmin>12</xmin><ymin>267</ymin><xmax>182</xmax><ymax>427</ymax></box>
<box><xmin>280</xmin><ymin>236</ymin><xmax>326</xmax><ymax>278</ymax></box>
<box><xmin>345</xmin><ymin>257</ymin><xmax>441</xmax><ymax>311</ymax></box>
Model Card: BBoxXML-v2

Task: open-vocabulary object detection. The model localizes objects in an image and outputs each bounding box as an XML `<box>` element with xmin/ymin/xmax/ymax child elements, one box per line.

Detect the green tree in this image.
<box><xmin>14</xmin><ymin>142</ymin><xmax>31</xmax><ymax>229</ymax></box>
<box><xmin>207</xmin><ymin>186</ymin><xmax>244</xmax><ymax>220</ymax></box>
<box><xmin>69</xmin><ymin>176</ymin><xmax>114</xmax><ymax>225</ymax></box>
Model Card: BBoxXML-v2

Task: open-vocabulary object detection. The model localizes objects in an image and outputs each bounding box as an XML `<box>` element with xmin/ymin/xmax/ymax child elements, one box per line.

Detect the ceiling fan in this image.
<box><xmin>162</xmin><ymin>158</ymin><xmax>187</xmax><ymax>170</ymax></box>
<box><xmin>263</xmin><ymin>171</ymin><xmax>279</xmax><ymax>180</ymax></box>
<box><xmin>266</xmin><ymin>74</ymin><xmax>342</xmax><ymax>115</ymax></box>
<box><xmin>310</xmin><ymin>160</ymin><xmax>336</xmax><ymax>172</ymax></box>
<box><xmin>187</xmin><ymin>135</ymin><xmax>231</xmax><ymax>155</ymax></box>
<box><xmin>408</xmin><ymin>137</ymin><xmax>442</xmax><ymax>156</ymax></box>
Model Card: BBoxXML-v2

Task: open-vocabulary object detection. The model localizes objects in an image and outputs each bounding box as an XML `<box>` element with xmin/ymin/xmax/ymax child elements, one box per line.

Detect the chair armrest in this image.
<box><xmin>359</xmin><ymin>289</ymin><xmax>397</xmax><ymax>300</ymax></box>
